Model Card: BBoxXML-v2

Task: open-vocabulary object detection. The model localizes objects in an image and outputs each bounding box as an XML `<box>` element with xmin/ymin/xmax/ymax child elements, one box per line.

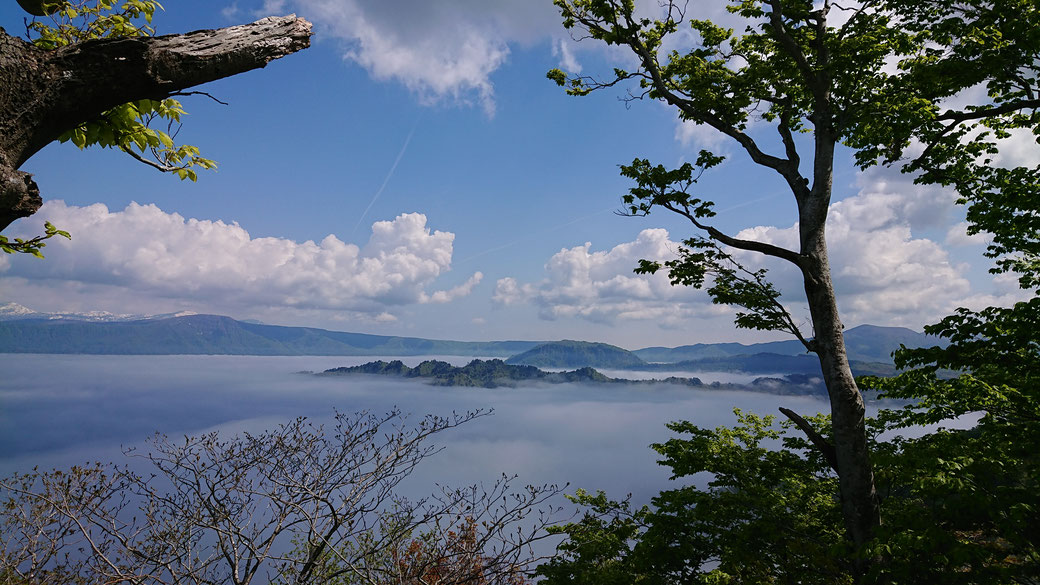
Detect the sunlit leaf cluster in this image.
<box><xmin>26</xmin><ymin>0</ymin><xmax>161</xmax><ymax>48</ymax></box>
<box><xmin>58</xmin><ymin>98</ymin><xmax>218</xmax><ymax>181</ymax></box>
<box><xmin>0</xmin><ymin>221</ymin><xmax>70</xmax><ymax>258</ymax></box>
<box><xmin>26</xmin><ymin>0</ymin><xmax>217</xmax><ymax>183</ymax></box>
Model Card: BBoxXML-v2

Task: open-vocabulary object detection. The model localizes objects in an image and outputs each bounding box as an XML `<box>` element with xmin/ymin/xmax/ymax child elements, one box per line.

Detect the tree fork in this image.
<box><xmin>0</xmin><ymin>14</ymin><xmax>312</xmax><ymax>232</ymax></box>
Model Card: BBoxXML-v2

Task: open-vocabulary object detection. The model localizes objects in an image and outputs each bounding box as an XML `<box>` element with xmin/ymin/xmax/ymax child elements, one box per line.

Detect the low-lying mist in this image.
<box><xmin>1</xmin><ymin>354</ymin><xmax>834</xmax><ymax>505</ymax></box>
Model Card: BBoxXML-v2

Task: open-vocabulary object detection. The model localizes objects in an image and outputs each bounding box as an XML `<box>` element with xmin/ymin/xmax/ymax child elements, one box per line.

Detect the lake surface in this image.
<box><xmin>0</xmin><ymin>354</ymin><xmax>834</xmax><ymax>505</ymax></box>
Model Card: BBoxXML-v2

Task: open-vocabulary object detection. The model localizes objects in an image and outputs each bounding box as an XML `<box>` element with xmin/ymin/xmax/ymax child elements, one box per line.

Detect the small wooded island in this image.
<box><xmin>320</xmin><ymin>359</ymin><xmax>626</xmax><ymax>388</ymax></box>
<box><xmin>316</xmin><ymin>358</ymin><xmax>828</xmax><ymax>395</ymax></box>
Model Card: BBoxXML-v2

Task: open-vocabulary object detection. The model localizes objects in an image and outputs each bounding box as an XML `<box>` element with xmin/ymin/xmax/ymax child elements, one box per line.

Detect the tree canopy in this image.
<box><xmin>546</xmin><ymin>0</ymin><xmax>1039</xmax><ymax>576</ymax></box>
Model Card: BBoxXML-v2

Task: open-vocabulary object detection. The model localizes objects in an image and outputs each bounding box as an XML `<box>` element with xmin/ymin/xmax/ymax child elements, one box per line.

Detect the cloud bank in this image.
<box><xmin>495</xmin><ymin>167</ymin><xmax>1024</xmax><ymax>331</ymax></box>
<box><xmin>493</xmin><ymin>228</ymin><xmax>728</xmax><ymax>326</ymax></box>
<box><xmin>1</xmin><ymin>202</ymin><xmax>479</xmax><ymax>320</ymax></box>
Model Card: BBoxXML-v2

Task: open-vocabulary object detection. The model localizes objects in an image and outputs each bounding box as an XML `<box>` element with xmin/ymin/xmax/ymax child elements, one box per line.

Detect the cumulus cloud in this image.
<box><xmin>288</xmin><ymin>0</ymin><xmax>729</xmax><ymax>116</ymax></box>
<box><xmin>728</xmin><ymin>167</ymin><xmax>1004</xmax><ymax>327</ymax></box>
<box><xmin>1</xmin><ymin>202</ymin><xmax>479</xmax><ymax>320</ymax></box>
<box><xmin>496</xmin><ymin>160</ymin><xmax>1027</xmax><ymax>332</ymax></box>
<box><xmin>493</xmin><ymin>228</ymin><xmax>728</xmax><ymax>326</ymax></box>
<box><xmin>982</xmin><ymin>128</ymin><xmax>1040</xmax><ymax>168</ymax></box>
<box><xmin>421</xmin><ymin>272</ymin><xmax>483</xmax><ymax>304</ymax></box>
<box><xmin>674</xmin><ymin>120</ymin><xmax>731</xmax><ymax>152</ymax></box>
<box><xmin>296</xmin><ymin>0</ymin><xmax>562</xmax><ymax>115</ymax></box>
<box><xmin>945</xmin><ymin>221</ymin><xmax>992</xmax><ymax>247</ymax></box>
<box><xmin>735</xmin><ymin>206</ymin><xmax>969</xmax><ymax>325</ymax></box>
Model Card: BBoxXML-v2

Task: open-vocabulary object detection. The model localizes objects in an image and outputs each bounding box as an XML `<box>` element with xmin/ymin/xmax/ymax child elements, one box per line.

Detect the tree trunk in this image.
<box><xmin>802</xmin><ymin>234</ymin><xmax>881</xmax><ymax>549</ymax></box>
<box><xmin>801</xmin><ymin>121</ymin><xmax>882</xmax><ymax>575</ymax></box>
<box><xmin>0</xmin><ymin>14</ymin><xmax>311</xmax><ymax>232</ymax></box>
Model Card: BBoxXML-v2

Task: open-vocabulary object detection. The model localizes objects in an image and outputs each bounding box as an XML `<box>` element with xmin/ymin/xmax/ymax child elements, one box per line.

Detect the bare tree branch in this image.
<box><xmin>1</xmin><ymin>411</ymin><xmax>563</xmax><ymax>585</ymax></box>
<box><xmin>779</xmin><ymin>407</ymin><xmax>839</xmax><ymax>474</ymax></box>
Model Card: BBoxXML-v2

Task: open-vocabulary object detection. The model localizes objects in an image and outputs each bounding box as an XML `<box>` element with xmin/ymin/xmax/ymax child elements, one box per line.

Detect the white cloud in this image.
<box><xmin>421</xmin><ymin>272</ymin><xmax>483</xmax><ymax>304</ymax></box>
<box><xmin>496</xmin><ymin>160</ymin><xmax>1028</xmax><ymax>333</ymax></box>
<box><xmin>296</xmin><ymin>0</ymin><xmax>561</xmax><ymax>115</ymax></box>
<box><xmin>730</xmin><ymin>169</ymin><xmax>1002</xmax><ymax>327</ymax></box>
<box><xmin>552</xmin><ymin>37</ymin><xmax>582</xmax><ymax>73</ymax></box>
<box><xmin>985</xmin><ymin>128</ymin><xmax>1040</xmax><ymax>168</ymax></box>
<box><xmin>289</xmin><ymin>0</ymin><xmax>734</xmax><ymax>116</ymax></box>
<box><xmin>221</xmin><ymin>2</ymin><xmax>240</xmax><ymax>19</ymax></box>
<box><xmin>674</xmin><ymin>120</ymin><xmax>731</xmax><ymax>152</ymax></box>
<box><xmin>945</xmin><ymin>221</ymin><xmax>992</xmax><ymax>247</ymax></box>
<box><xmin>493</xmin><ymin>228</ymin><xmax>728</xmax><ymax>326</ymax></box>
<box><xmin>1</xmin><ymin>202</ymin><xmax>479</xmax><ymax>320</ymax></box>
<box><xmin>258</xmin><ymin>0</ymin><xmax>287</xmax><ymax>14</ymax></box>
<box><xmin>223</xmin><ymin>0</ymin><xmax>288</xmax><ymax>19</ymax></box>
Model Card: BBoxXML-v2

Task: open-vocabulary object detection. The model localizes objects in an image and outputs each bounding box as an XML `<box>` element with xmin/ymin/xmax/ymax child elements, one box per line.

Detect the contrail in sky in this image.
<box><xmin>716</xmin><ymin>192</ymin><xmax>783</xmax><ymax>214</ymax></box>
<box><xmin>352</xmin><ymin>119</ymin><xmax>419</xmax><ymax>236</ymax></box>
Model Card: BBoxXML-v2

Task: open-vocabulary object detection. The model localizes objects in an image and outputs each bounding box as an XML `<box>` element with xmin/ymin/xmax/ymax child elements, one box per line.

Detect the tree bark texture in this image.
<box><xmin>0</xmin><ymin>14</ymin><xmax>312</xmax><ymax>231</ymax></box>
<box><xmin>803</xmin><ymin>118</ymin><xmax>882</xmax><ymax>563</ymax></box>
<box><xmin>801</xmin><ymin>227</ymin><xmax>882</xmax><ymax>552</ymax></box>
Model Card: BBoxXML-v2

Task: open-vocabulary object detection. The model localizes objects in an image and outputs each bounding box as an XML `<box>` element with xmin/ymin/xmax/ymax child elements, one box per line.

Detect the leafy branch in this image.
<box><xmin>0</xmin><ymin>221</ymin><xmax>70</xmax><ymax>258</ymax></box>
<box><xmin>635</xmin><ymin>237</ymin><xmax>814</xmax><ymax>352</ymax></box>
<box><xmin>25</xmin><ymin>0</ymin><xmax>162</xmax><ymax>47</ymax></box>
<box><xmin>616</xmin><ymin>153</ymin><xmax>812</xmax><ymax>350</ymax></box>
<box><xmin>24</xmin><ymin>0</ymin><xmax>218</xmax><ymax>181</ymax></box>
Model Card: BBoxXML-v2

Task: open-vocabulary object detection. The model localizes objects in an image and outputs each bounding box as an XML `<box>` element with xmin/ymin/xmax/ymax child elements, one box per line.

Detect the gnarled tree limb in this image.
<box><xmin>0</xmin><ymin>14</ymin><xmax>312</xmax><ymax>232</ymax></box>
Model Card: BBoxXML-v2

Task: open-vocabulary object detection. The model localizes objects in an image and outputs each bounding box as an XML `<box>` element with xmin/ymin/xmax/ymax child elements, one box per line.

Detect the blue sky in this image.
<box><xmin>0</xmin><ymin>0</ymin><xmax>1032</xmax><ymax>348</ymax></box>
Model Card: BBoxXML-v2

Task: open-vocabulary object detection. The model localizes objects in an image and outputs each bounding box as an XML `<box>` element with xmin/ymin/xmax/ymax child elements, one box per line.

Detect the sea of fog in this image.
<box><xmin>1</xmin><ymin>354</ymin><xmax>835</xmax><ymax>507</ymax></box>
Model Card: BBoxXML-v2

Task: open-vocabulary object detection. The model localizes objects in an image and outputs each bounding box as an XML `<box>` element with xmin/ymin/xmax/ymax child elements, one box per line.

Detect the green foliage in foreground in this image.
<box><xmin>539</xmin><ymin>399</ymin><xmax>1039</xmax><ymax>584</ymax></box>
<box><xmin>0</xmin><ymin>221</ymin><xmax>69</xmax><ymax>257</ymax></box>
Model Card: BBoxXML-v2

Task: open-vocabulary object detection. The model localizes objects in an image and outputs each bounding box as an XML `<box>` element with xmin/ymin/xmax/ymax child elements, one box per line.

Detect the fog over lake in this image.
<box><xmin>1</xmin><ymin>354</ymin><xmax>834</xmax><ymax>506</ymax></box>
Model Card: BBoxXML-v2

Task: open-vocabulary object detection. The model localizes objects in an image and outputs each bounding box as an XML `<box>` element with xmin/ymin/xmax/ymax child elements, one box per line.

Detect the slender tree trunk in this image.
<box><xmin>0</xmin><ymin>15</ymin><xmax>311</xmax><ymax>232</ymax></box>
<box><xmin>801</xmin><ymin>233</ymin><xmax>881</xmax><ymax>549</ymax></box>
<box><xmin>801</xmin><ymin>119</ymin><xmax>882</xmax><ymax>576</ymax></box>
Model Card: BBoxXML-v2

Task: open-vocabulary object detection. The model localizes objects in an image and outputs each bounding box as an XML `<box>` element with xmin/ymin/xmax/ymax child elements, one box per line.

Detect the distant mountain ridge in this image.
<box><xmin>634</xmin><ymin>324</ymin><xmax>944</xmax><ymax>364</ymax></box>
<box><xmin>0</xmin><ymin>314</ymin><xmax>540</xmax><ymax>357</ymax></box>
<box><xmin>0</xmin><ymin>302</ymin><xmax>199</xmax><ymax>323</ymax></box>
<box><xmin>0</xmin><ymin>305</ymin><xmax>940</xmax><ymax>367</ymax></box>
